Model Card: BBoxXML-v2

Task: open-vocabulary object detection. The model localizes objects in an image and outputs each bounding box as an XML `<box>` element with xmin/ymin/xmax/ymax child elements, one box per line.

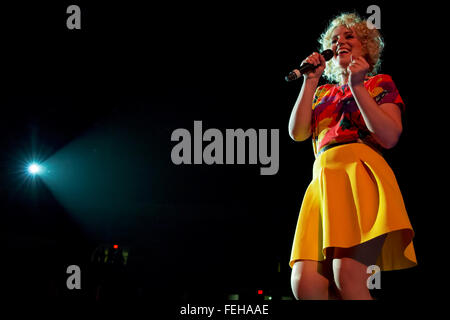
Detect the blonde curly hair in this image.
<box><xmin>319</xmin><ymin>12</ymin><xmax>384</xmax><ymax>83</ymax></box>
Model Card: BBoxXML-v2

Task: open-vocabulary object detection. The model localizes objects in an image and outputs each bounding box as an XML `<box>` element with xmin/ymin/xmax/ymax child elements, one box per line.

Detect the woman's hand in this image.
<box><xmin>348</xmin><ymin>55</ymin><xmax>369</xmax><ymax>88</ymax></box>
<box><xmin>302</xmin><ymin>52</ymin><xmax>326</xmax><ymax>80</ymax></box>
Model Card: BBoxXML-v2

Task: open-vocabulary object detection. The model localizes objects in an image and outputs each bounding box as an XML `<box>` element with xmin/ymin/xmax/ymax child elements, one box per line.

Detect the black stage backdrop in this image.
<box><xmin>2</xmin><ymin>0</ymin><xmax>444</xmax><ymax>315</ymax></box>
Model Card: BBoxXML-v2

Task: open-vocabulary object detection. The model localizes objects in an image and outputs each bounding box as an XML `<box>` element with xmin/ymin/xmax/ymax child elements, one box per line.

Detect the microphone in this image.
<box><xmin>285</xmin><ymin>49</ymin><xmax>334</xmax><ymax>82</ymax></box>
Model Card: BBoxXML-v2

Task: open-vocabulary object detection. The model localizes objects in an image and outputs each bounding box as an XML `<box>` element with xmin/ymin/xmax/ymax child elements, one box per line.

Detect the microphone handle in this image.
<box><xmin>285</xmin><ymin>49</ymin><xmax>333</xmax><ymax>82</ymax></box>
<box><xmin>285</xmin><ymin>63</ymin><xmax>317</xmax><ymax>82</ymax></box>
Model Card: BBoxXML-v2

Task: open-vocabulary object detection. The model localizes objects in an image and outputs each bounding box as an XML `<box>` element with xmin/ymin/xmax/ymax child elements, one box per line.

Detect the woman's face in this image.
<box><xmin>331</xmin><ymin>25</ymin><xmax>365</xmax><ymax>70</ymax></box>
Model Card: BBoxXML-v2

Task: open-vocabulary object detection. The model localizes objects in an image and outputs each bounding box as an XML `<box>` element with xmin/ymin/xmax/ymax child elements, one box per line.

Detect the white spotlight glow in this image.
<box><xmin>28</xmin><ymin>163</ymin><xmax>41</xmax><ymax>175</ymax></box>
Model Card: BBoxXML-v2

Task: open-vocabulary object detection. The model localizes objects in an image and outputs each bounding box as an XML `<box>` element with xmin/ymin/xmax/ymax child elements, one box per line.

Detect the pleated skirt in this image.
<box><xmin>289</xmin><ymin>143</ymin><xmax>417</xmax><ymax>271</ymax></box>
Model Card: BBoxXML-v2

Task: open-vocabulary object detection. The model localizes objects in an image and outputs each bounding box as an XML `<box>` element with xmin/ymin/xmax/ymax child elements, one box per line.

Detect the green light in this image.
<box><xmin>28</xmin><ymin>163</ymin><xmax>41</xmax><ymax>175</ymax></box>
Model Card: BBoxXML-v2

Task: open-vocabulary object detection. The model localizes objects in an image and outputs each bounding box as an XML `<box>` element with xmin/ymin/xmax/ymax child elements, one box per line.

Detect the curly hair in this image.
<box><xmin>318</xmin><ymin>12</ymin><xmax>384</xmax><ymax>83</ymax></box>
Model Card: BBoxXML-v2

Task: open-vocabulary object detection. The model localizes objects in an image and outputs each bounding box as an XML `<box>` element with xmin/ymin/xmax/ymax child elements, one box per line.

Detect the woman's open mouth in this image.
<box><xmin>337</xmin><ymin>49</ymin><xmax>351</xmax><ymax>56</ymax></box>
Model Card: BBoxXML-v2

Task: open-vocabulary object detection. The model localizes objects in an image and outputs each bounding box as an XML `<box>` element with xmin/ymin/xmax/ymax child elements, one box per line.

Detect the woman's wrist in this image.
<box><xmin>303</xmin><ymin>77</ymin><xmax>320</xmax><ymax>88</ymax></box>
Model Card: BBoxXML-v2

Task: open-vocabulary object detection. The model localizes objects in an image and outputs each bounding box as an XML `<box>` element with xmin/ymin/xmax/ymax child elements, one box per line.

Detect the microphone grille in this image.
<box><xmin>321</xmin><ymin>49</ymin><xmax>334</xmax><ymax>61</ymax></box>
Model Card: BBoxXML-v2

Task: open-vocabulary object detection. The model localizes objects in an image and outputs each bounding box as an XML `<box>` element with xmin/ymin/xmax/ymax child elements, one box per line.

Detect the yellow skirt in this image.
<box><xmin>289</xmin><ymin>143</ymin><xmax>417</xmax><ymax>271</ymax></box>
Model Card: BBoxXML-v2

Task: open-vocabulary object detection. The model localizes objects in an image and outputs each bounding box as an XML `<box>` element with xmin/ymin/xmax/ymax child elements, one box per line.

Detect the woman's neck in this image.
<box><xmin>340</xmin><ymin>72</ymin><xmax>349</xmax><ymax>86</ymax></box>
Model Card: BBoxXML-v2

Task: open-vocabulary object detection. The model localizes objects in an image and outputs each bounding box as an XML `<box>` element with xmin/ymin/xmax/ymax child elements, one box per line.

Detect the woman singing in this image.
<box><xmin>288</xmin><ymin>12</ymin><xmax>417</xmax><ymax>300</ymax></box>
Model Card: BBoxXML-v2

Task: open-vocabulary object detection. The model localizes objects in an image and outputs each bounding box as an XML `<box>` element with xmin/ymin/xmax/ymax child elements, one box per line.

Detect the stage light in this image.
<box><xmin>227</xmin><ymin>294</ymin><xmax>239</xmax><ymax>300</ymax></box>
<box><xmin>28</xmin><ymin>163</ymin><xmax>41</xmax><ymax>175</ymax></box>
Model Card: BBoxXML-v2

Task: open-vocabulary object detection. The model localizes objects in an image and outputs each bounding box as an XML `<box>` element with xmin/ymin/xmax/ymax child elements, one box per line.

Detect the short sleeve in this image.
<box><xmin>368</xmin><ymin>74</ymin><xmax>405</xmax><ymax>113</ymax></box>
<box><xmin>312</xmin><ymin>84</ymin><xmax>333</xmax><ymax>110</ymax></box>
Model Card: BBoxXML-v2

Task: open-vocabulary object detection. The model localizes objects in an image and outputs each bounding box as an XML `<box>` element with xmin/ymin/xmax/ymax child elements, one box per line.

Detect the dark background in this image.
<box><xmin>2</xmin><ymin>0</ymin><xmax>443</xmax><ymax>314</ymax></box>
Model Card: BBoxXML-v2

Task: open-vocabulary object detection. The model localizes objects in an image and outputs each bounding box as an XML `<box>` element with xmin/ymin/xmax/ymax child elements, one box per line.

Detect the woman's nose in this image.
<box><xmin>337</xmin><ymin>37</ymin><xmax>346</xmax><ymax>46</ymax></box>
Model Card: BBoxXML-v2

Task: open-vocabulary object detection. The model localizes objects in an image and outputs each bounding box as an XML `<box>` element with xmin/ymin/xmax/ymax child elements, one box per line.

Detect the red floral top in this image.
<box><xmin>311</xmin><ymin>74</ymin><xmax>405</xmax><ymax>156</ymax></box>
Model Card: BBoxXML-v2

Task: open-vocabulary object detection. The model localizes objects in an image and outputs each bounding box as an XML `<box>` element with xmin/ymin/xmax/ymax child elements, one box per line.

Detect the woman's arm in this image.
<box><xmin>351</xmin><ymin>85</ymin><xmax>402</xmax><ymax>148</ymax></box>
<box><xmin>288</xmin><ymin>78</ymin><xmax>319</xmax><ymax>141</ymax></box>
<box><xmin>288</xmin><ymin>52</ymin><xmax>325</xmax><ymax>141</ymax></box>
<box><xmin>348</xmin><ymin>57</ymin><xmax>403</xmax><ymax>149</ymax></box>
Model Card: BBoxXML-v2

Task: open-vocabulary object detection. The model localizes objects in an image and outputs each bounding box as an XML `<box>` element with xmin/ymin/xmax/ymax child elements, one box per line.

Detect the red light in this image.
<box><xmin>257</xmin><ymin>290</ymin><xmax>263</xmax><ymax>295</ymax></box>
<box><xmin>113</xmin><ymin>244</ymin><xmax>118</xmax><ymax>249</ymax></box>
